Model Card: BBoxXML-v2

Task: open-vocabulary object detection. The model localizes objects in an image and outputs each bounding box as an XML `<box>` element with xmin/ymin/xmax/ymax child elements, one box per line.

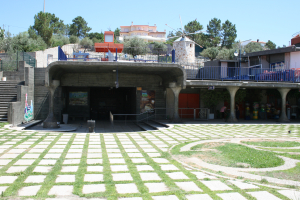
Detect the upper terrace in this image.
<box><xmin>1</xmin><ymin>45</ymin><xmax>300</xmax><ymax>83</ymax></box>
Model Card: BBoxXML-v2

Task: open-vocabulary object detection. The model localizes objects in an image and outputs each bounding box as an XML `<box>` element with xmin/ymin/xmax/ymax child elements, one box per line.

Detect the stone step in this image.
<box><xmin>135</xmin><ymin>122</ymin><xmax>156</xmax><ymax>131</ymax></box>
<box><xmin>143</xmin><ymin>120</ymin><xmax>167</xmax><ymax>130</ymax></box>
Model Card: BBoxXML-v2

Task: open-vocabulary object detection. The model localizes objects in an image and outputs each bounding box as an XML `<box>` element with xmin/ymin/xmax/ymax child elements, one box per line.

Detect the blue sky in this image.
<box><xmin>1</xmin><ymin>0</ymin><xmax>298</xmax><ymax>47</ymax></box>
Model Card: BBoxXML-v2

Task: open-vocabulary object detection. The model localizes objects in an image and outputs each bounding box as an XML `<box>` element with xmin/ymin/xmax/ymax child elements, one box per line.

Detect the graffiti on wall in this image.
<box><xmin>24</xmin><ymin>93</ymin><xmax>33</xmax><ymax>122</ymax></box>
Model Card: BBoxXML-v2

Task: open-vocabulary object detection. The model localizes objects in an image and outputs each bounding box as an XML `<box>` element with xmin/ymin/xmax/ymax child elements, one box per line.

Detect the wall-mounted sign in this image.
<box><xmin>24</xmin><ymin>93</ymin><xmax>33</xmax><ymax>122</ymax></box>
<box><xmin>137</xmin><ymin>87</ymin><xmax>142</xmax><ymax>91</ymax></box>
<box><xmin>69</xmin><ymin>92</ymin><xmax>88</xmax><ymax>105</ymax></box>
<box><xmin>140</xmin><ymin>90</ymin><xmax>155</xmax><ymax>113</ymax></box>
<box><xmin>208</xmin><ymin>86</ymin><xmax>215</xmax><ymax>90</ymax></box>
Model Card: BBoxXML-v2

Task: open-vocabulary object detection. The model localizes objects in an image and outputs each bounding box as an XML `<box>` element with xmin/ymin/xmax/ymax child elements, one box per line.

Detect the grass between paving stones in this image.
<box><xmin>37</xmin><ymin>133</ymin><xmax>74</xmax><ymax>198</ymax></box>
<box><xmin>0</xmin><ymin>131</ymin><xmax>52</xmax><ymax>198</ymax></box>
<box><xmin>100</xmin><ymin>134</ymin><xmax>118</xmax><ymax>200</ymax></box>
<box><xmin>135</xmin><ymin>133</ymin><xmax>226</xmax><ymax>200</ymax></box>
<box><xmin>242</xmin><ymin>140</ymin><xmax>300</xmax><ymax>147</ymax></box>
<box><xmin>72</xmin><ymin>134</ymin><xmax>89</xmax><ymax>197</ymax></box>
<box><xmin>0</xmin><ymin>122</ymin><xmax>8</xmax><ymax>128</ymax></box>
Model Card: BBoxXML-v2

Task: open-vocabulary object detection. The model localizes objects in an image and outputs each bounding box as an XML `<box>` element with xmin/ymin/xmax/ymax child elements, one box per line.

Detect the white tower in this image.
<box><xmin>173</xmin><ymin>36</ymin><xmax>195</xmax><ymax>64</ymax></box>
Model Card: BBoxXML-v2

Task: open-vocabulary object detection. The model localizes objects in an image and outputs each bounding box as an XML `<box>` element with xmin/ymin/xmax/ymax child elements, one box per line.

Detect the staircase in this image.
<box><xmin>0</xmin><ymin>81</ymin><xmax>21</xmax><ymax>121</ymax></box>
<box><xmin>136</xmin><ymin>120</ymin><xmax>169</xmax><ymax>131</ymax></box>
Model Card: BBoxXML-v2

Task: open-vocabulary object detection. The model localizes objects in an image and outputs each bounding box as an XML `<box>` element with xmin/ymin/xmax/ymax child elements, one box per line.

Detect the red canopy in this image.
<box><xmin>94</xmin><ymin>43</ymin><xmax>124</xmax><ymax>53</ymax></box>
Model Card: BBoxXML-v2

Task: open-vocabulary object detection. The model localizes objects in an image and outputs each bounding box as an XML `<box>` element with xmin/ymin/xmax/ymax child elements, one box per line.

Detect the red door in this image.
<box><xmin>179</xmin><ymin>93</ymin><xmax>200</xmax><ymax>118</ymax></box>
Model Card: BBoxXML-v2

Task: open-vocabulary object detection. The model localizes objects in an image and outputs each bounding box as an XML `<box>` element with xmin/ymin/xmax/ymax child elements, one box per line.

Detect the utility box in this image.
<box><xmin>87</xmin><ymin>120</ymin><xmax>95</xmax><ymax>133</ymax></box>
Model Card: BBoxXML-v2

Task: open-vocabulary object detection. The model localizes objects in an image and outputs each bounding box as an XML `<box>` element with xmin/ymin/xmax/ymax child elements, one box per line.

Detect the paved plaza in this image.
<box><xmin>0</xmin><ymin>123</ymin><xmax>299</xmax><ymax>199</ymax></box>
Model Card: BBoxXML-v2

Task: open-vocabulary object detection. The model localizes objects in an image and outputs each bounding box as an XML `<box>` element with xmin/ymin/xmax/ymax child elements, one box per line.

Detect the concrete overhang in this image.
<box><xmin>186</xmin><ymin>80</ymin><xmax>300</xmax><ymax>89</ymax></box>
<box><xmin>45</xmin><ymin>61</ymin><xmax>186</xmax><ymax>88</ymax></box>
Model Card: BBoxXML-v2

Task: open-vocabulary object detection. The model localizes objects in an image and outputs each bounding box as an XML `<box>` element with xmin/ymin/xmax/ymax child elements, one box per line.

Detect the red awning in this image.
<box><xmin>94</xmin><ymin>43</ymin><xmax>124</xmax><ymax>53</ymax></box>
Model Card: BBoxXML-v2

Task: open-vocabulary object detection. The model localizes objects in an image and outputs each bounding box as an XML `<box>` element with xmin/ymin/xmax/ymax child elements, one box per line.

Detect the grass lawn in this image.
<box><xmin>242</xmin><ymin>140</ymin><xmax>300</xmax><ymax>147</ymax></box>
<box><xmin>175</xmin><ymin>142</ymin><xmax>284</xmax><ymax>168</ymax></box>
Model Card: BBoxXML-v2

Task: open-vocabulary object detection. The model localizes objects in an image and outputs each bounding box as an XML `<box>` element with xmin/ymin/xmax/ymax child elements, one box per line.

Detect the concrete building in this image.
<box><xmin>1</xmin><ymin>43</ymin><xmax>300</xmax><ymax>128</ymax></box>
<box><xmin>118</xmin><ymin>22</ymin><xmax>166</xmax><ymax>43</ymax></box>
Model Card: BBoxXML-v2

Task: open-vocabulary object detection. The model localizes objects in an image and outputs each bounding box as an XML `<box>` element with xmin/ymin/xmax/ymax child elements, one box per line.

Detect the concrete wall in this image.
<box><xmin>7</xmin><ymin>64</ymin><xmax>35</xmax><ymax>126</ymax></box>
<box><xmin>2</xmin><ymin>61</ymin><xmax>29</xmax><ymax>82</ymax></box>
<box><xmin>34</xmin><ymin>68</ymin><xmax>49</xmax><ymax>121</ymax></box>
<box><xmin>261</xmin><ymin>55</ymin><xmax>269</xmax><ymax>69</ymax></box>
<box><xmin>35</xmin><ymin>44</ymin><xmax>79</xmax><ymax>68</ymax></box>
<box><xmin>47</xmin><ymin>72</ymin><xmax>166</xmax><ymax>121</ymax></box>
<box><xmin>290</xmin><ymin>51</ymin><xmax>300</xmax><ymax>69</ymax></box>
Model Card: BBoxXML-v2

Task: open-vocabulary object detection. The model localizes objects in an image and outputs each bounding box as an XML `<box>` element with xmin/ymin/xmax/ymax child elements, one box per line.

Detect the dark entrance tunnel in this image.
<box><xmin>63</xmin><ymin>87</ymin><xmax>136</xmax><ymax>121</ymax></box>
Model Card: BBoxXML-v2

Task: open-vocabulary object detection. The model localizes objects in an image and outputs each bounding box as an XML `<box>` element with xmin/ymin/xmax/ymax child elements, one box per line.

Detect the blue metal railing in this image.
<box><xmin>183</xmin><ymin>65</ymin><xmax>300</xmax><ymax>82</ymax></box>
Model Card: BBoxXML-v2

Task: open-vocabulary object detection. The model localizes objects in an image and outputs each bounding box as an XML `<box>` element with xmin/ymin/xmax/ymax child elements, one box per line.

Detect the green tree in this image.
<box><xmin>166</xmin><ymin>30</ymin><xmax>182</xmax><ymax>46</ymax></box>
<box><xmin>216</xmin><ymin>48</ymin><xmax>235</xmax><ymax>60</ymax></box>
<box><xmin>184</xmin><ymin>20</ymin><xmax>203</xmax><ymax>41</ymax></box>
<box><xmin>86</xmin><ymin>32</ymin><xmax>104</xmax><ymax>42</ymax></box>
<box><xmin>51</xmin><ymin>34</ymin><xmax>70</xmax><ymax>47</ymax></box>
<box><xmin>123</xmin><ymin>37</ymin><xmax>149</xmax><ymax>58</ymax></box>
<box><xmin>69</xmin><ymin>35</ymin><xmax>79</xmax><ymax>44</ymax></box>
<box><xmin>80</xmin><ymin>37</ymin><xmax>93</xmax><ymax>52</ymax></box>
<box><xmin>244</xmin><ymin>42</ymin><xmax>264</xmax><ymax>53</ymax></box>
<box><xmin>201</xmin><ymin>47</ymin><xmax>219</xmax><ymax>60</ymax></box>
<box><xmin>30</xmin><ymin>12</ymin><xmax>65</xmax><ymax>46</ymax></box>
<box><xmin>206</xmin><ymin>18</ymin><xmax>222</xmax><ymax>47</ymax></box>
<box><xmin>114</xmin><ymin>28</ymin><xmax>120</xmax><ymax>42</ymax></box>
<box><xmin>221</xmin><ymin>20</ymin><xmax>237</xmax><ymax>49</ymax></box>
<box><xmin>0</xmin><ymin>28</ymin><xmax>4</xmax><ymax>39</ymax></box>
<box><xmin>152</xmin><ymin>42</ymin><xmax>167</xmax><ymax>61</ymax></box>
<box><xmin>69</xmin><ymin>16</ymin><xmax>91</xmax><ymax>38</ymax></box>
<box><xmin>265</xmin><ymin>40</ymin><xmax>276</xmax><ymax>50</ymax></box>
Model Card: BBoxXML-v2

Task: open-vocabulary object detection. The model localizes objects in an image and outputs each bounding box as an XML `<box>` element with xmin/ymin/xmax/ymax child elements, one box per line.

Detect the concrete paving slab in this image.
<box><xmin>201</xmin><ymin>180</ymin><xmax>233</xmax><ymax>191</ymax></box>
<box><xmin>24</xmin><ymin>175</ymin><xmax>46</xmax><ymax>183</ymax></box>
<box><xmin>48</xmin><ymin>185</ymin><xmax>73</xmax><ymax>196</ymax></box>
<box><xmin>136</xmin><ymin>165</ymin><xmax>154</xmax><ymax>171</ymax></box>
<box><xmin>14</xmin><ymin>159</ymin><xmax>36</xmax><ymax>165</ymax></box>
<box><xmin>191</xmin><ymin>172</ymin><xmax>217</xmax><ymax>179</ymax></box>
<box><xmin>0</xmin><ymin>176</ymin><xmax>18</xmax><ymax>184</ymax></box>
<box><xmin>112</xmin><ymin>173</ymin><xmax>133</xmax><ymax>181</ymax></box>
<box><xmin>63</xmin><ymin>159</ymin><xmax>80</xmax><ymax>165</ymax></box>
<box><xmin>44</xmin><ymin>154</ymin><xmax>61</xmax><ymax>159</ymax></box>
<box><xmin>175</xmin><ymin>181</ymin><xmax>202</xmax><ymax>192</ymax></box>
<box><xmin>217</xmin><ymin>192</ymin><xmax>247</xmax><ymax>200</ymax></box>
<box><xmin>139</xmin><ymin>172</ymin><xmax>161</xmax><ymax>181</ymax></box>
<box><xmin>185</xmin><ymin>194</ymin><xmax>213</xmax><ymax>200</ymax></box>
<box><xmin>228</xmin><ymin>180</ymin><xmax>259</xmax><ymax>189</ymax></box>
<box><xmin>247</xmin><ymin>191</ymin><xmax>282</xmax><ymax>200</ymax></box>
<box><xmin>55</xmin><ymin>175</ymin><xmax>76</xmax><ymax>183</ymax></box>
<box><xmin>18</xmin><ymin>185</ymin><xmax>41</xmax><ymax>196</ymax></box>
<box><xmin>152</xmin><ymin>195</ymin><xmax>179</xmax><ymax>200</ymax></box>
<box><xmin>144</xmin><ymin>183</ymin><xmax>169</xmax><ymax>193</ymax></box>
<box><xmin>111</xmin><ymin>165</ymin><xmax>128</xmax><ymax>172</ymax></box>
<box><xmin>131</xmin><ymin>158</ymin><xmax>147</xmax><ymax>163</ymax></box>
<box><xmin>84</xmin><ymin>174</ymin><xmax>104</xmax><ymax>182</ymax></box>
<box><xmin>109</xmin><ymin>158</ymin><xmax>126</xmax><ymax>164</ymax></box>
<box><xmin>278</xmin><ymin>190</ymin><xmax>300</xmax><ymax>200</ymax></box>
<box><xmin>160</xmin><ymin>164</ymin><xmax>179</xmax><ymax>171</ymax></box>
<box><xmin>87</xmin><ymin>166</ymin><xmax>103</xmax><ymax>172</ymax></box>
<box><xmin>87</xmin><ymin>159</ymin><xmax>102</xmax><ymax>164</ymax></box>
<box><xmin>33</xmin><ymin>166</ymin><xmax>53</xmax><ymax>173</ymax></box>
<box><xmin>39</xmin><ymin>160</ymin><xmax>57</xmax><ymax>165</ymax></box>
<box><xmin>82</xmin><ymin>184</ymin><xmax>105</xmax><ymax>194</ymax></box>
<box><xmin>0</xmin><ymin>186</ymin><xmax>8</xmax><ymax>194</ymax></box>
<box><xmin>61</xmin><ymin>166</ymin><xmax>79</xmax><ymax>172</ymax></box>
<box><xmin>152</xmin><ymin>158</ymin><xmax>169</xmax><ymax>163</ymax></box>
<box><xmin>166</xmin><ymin>172</ymin><xmax>190</xmax><ymax>180</ymax></box>
<box><xmin>6</xmin><ymin>166</ymin><xmax>28</xmax><ymax>173</ymax></box>
<box><xmin>115</xmin><ymin>183</ymin><xmax>139</xmax><ymax>194</ymax></box>
<box><xmin>0</xmin><ymin>159</ymin><xmax>12</xmax><ymax>165</ymax></box>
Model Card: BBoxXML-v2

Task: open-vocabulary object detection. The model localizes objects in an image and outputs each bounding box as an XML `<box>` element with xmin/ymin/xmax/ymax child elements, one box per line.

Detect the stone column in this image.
<box><xmin>43</xmin><ymin>80</ymin><xmax>60</xmax><ymax>128</ymax></box>
<box><xmin>277</xmin><ymin>88</ymin><xmax>291</xmax><ymax>123</ymax></box>
<box><xmin>226</xmin><ymin>86</ymin><xmax>239</xmax><ymax>122</ymax></box>
<box><xmin>169</xmin><ymin>82</ymin><xmax>182</xmax><ymax>123</ymax></box>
